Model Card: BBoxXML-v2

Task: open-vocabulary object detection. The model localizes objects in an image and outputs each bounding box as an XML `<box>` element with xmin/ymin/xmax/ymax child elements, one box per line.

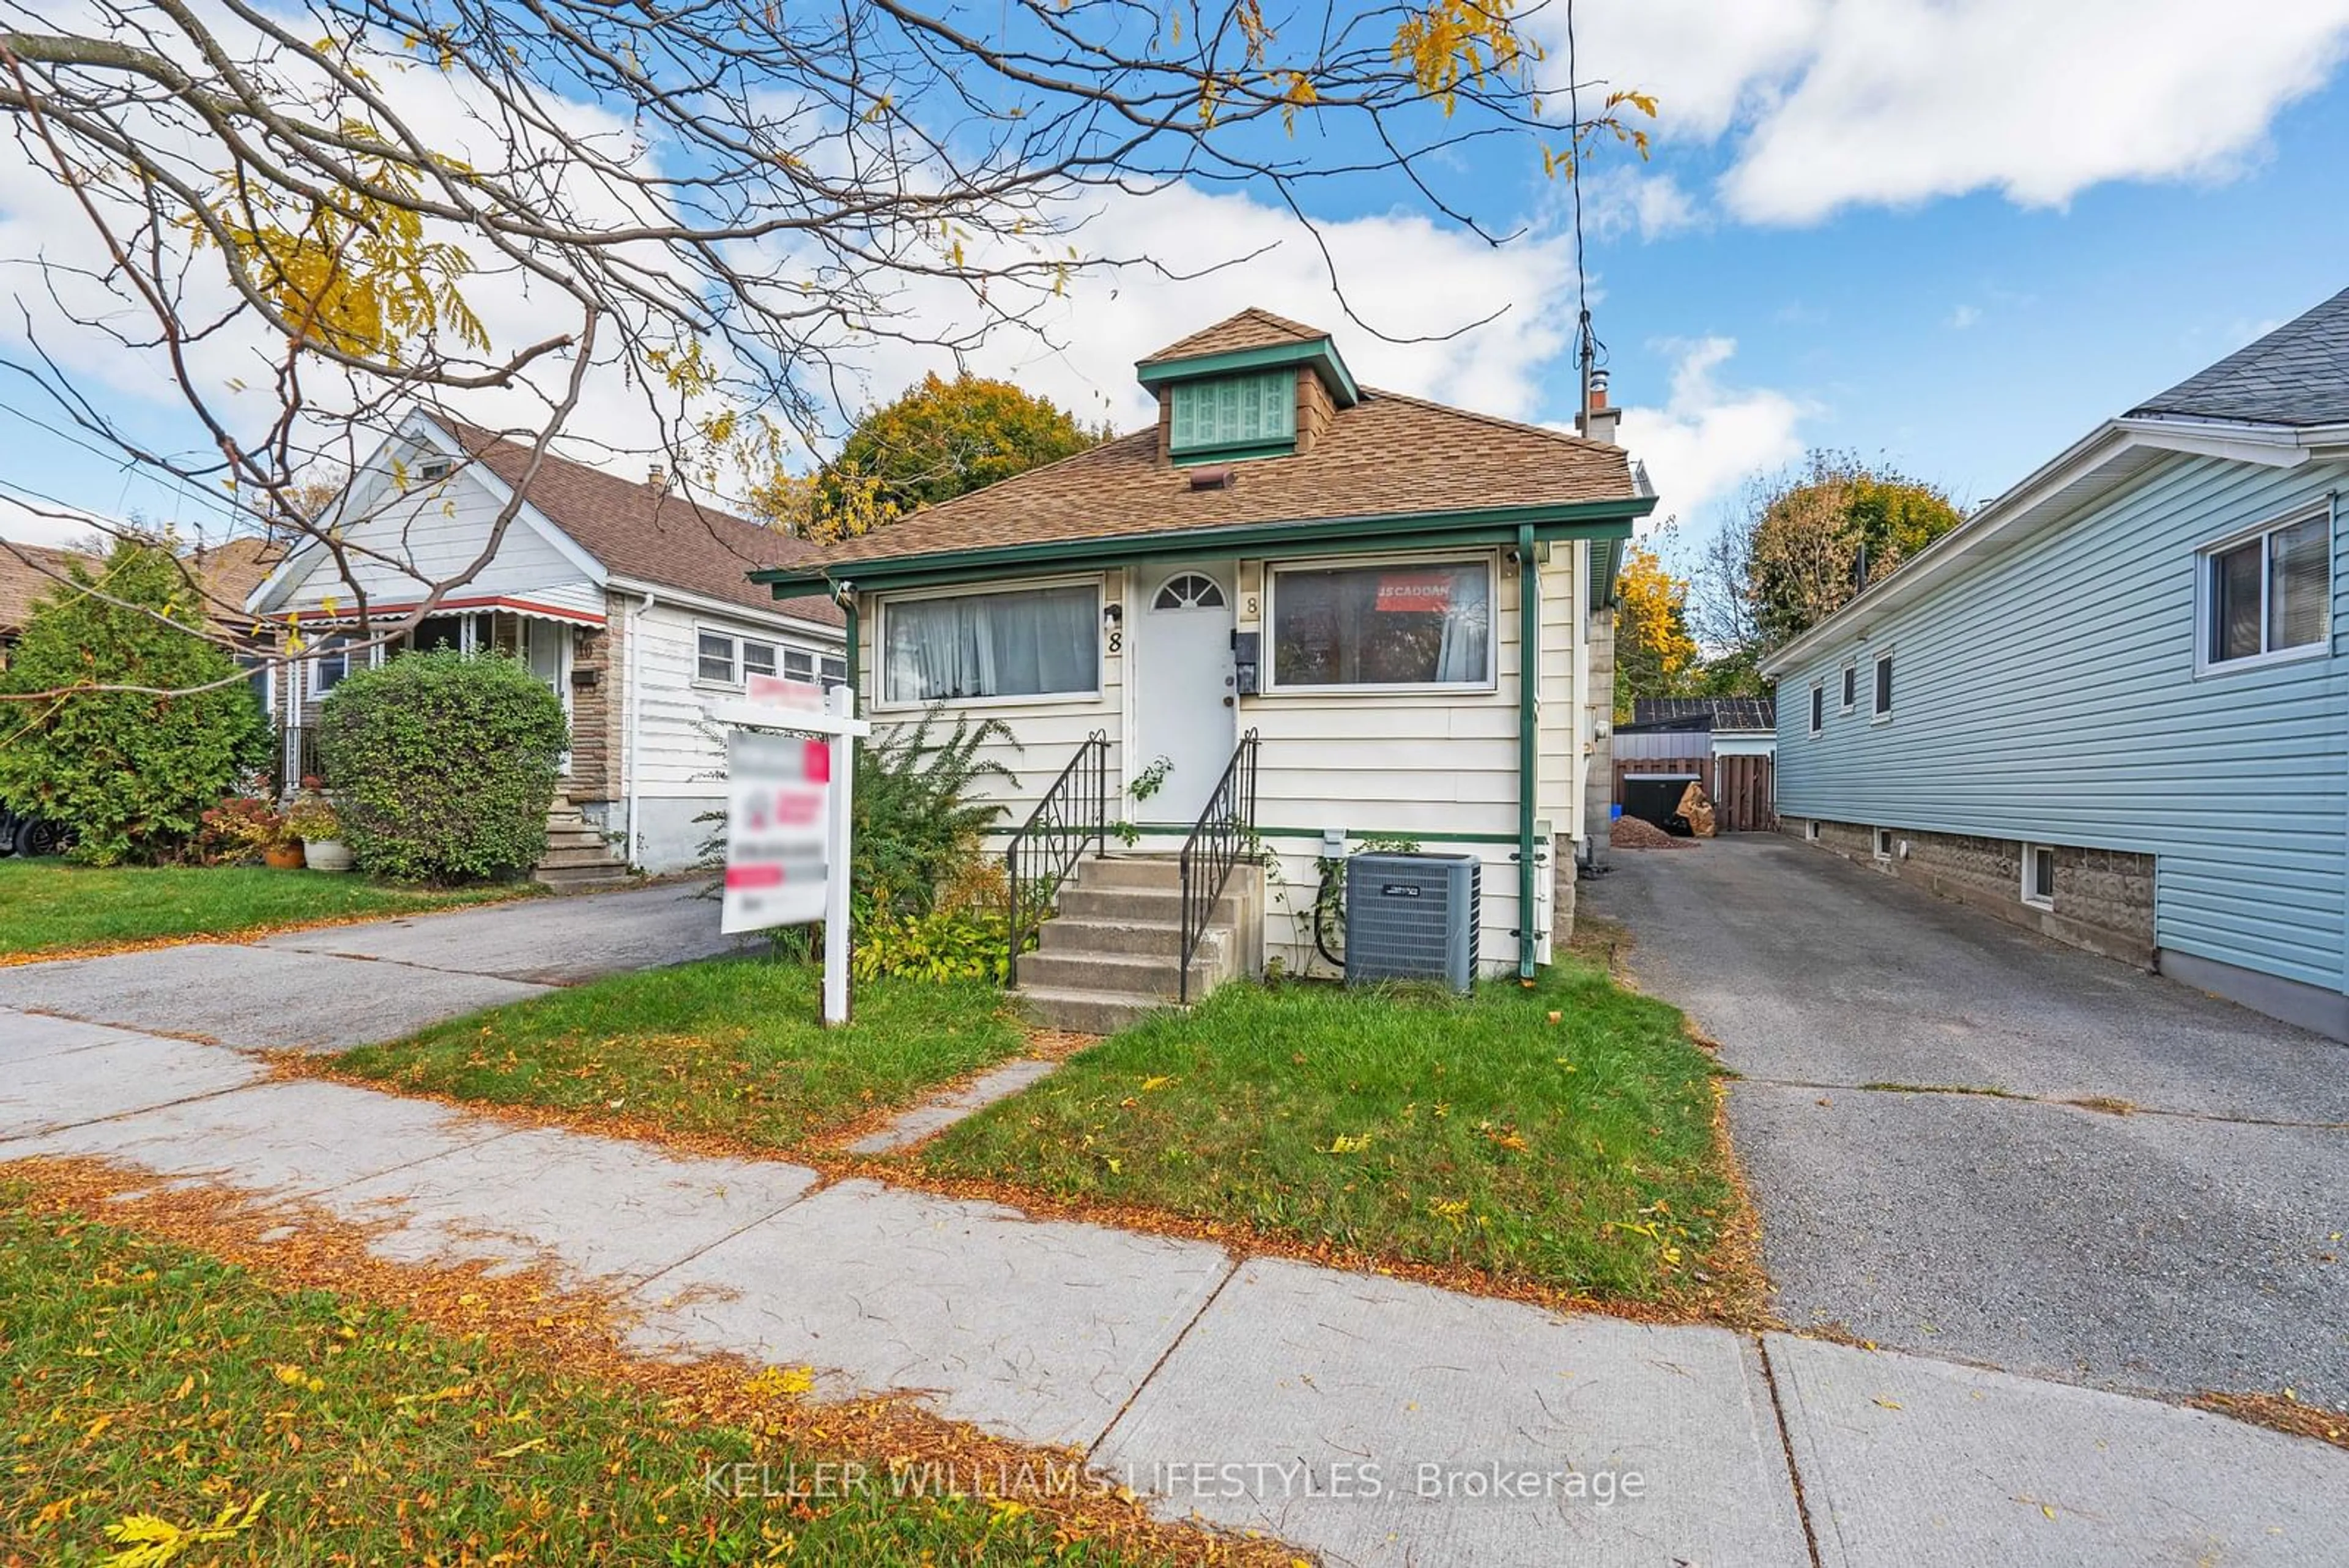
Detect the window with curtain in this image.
<box><xmin>1269</xmin><ymin>560</ymin><xmax>1492</xmax><ymax>689</ymax></box>
<box><xmin>696</xmin><ymin>630</ymin><xmax>736</xmax><ymax>684</ymax></box>
<box><xmin>881</xmin><ymin>582</ymin><xmax>1100</xmax><ymax>703</ymax></box>
<box><xmin>2206</xmin><ymin>513</ymin><xmax>2329</xmax><ymax>666</ymax></box>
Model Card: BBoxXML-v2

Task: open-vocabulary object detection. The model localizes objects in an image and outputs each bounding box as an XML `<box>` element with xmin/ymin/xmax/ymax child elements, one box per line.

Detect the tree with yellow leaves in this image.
<box><xmin>1612</xmin><ymin>543</ymin><xmax>1699</xmax><ymax>724</ymax></box>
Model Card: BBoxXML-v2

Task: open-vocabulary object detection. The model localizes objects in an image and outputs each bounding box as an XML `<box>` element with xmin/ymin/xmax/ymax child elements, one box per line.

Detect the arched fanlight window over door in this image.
<box><xmin>1151</xmin><ymin>571</ymin><xmax>1228</xmax><ymax>611</ymax></box>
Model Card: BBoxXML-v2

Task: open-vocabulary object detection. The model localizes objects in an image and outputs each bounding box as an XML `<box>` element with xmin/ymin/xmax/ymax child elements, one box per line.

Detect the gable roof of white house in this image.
<box><xmin>1761</xmin><ymin>286</ymin><xmax>2349</xmax><ymax>679</ymax></box>
<box><xmin>250</xmin><ymin>411</ymin><xmax>841</xmax><ymax>633</ymax></box>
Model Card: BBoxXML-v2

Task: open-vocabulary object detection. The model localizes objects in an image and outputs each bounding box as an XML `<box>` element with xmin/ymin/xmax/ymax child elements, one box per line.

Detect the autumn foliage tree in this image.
<box><xmin>1692</xmin><ymin>452</ymin><xmax>1967</xmax><ymax>679</ymax></box>
<box><xmin>751</xmin><ymin>373</ymin><xmax>1104</xmax><ymax>541</ymax></box>
<box><xmin>1612</xmin><ymin>543</ymin><xmax>1699</xmax><ymax>723</ymax></box>
<box><xmin>0</xmin><ymin>0</ymin><xmax>1655</xmax><ymax>697</ymax></box>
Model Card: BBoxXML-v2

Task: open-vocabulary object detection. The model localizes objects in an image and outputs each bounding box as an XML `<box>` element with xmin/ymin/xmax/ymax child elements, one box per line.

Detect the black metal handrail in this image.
<box><xmin>1177</xmin><ymin>729</ymin><xmax>1260</xmax><ymax>1005</ymax></box>
<box><xmin>1004</xmin><ymin>730</ymin><xmax>1109</xmax><ymax>986</ymax></box>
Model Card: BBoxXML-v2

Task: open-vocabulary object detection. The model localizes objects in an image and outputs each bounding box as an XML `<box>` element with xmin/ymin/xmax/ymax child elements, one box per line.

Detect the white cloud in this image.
<box><xmin>1947</xmin><ymin>304</ymin><xmax>1981</xmax><ymax>330</ymax></box>
<box><xmin>1560</xmin><ymin>0</ymin><xmax>2349</xmax><ymax>224</ymax></box>
<box><xmin>1612</xmin><ymin>337</ymin><xmax>1809</xmax><ymax>526</ymax></box>
<box><xmin>815</xmin><ymin>182</ymin><xmax>1587</xmax><ymax>436</ymax></box>
<box><xmin>0</xmin><ymin>490</ymin><xmax>109</xmax><ymax>549</ymax></box>
<box><xmin>1582</xmin><ymin>168</ymin><xmax>1705</xmax><ymax>242</ymax></box>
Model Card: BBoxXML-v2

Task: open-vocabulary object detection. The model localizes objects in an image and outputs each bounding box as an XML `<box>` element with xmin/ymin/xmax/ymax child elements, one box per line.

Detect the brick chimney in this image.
<box><xmin>1576</xmin><ymin>368</ymin><xmax>1620</xmax><ymax>446</ymax></box>
<box><xmin>646</xmin><ymin>462</ymin><xmax>669</xmax><ymax>493</ymax></box>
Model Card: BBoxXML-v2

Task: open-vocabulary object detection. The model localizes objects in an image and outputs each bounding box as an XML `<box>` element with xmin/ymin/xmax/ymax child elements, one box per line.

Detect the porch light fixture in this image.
<box><xmin>1102</xmin><ymin>602</ymin><xmax>1123</xmax><ymax>631</ymax></box>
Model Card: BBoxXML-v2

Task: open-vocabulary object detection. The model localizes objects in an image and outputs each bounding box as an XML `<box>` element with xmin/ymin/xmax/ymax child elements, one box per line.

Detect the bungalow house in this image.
<box><xmin>246</xmin><ymin>412</ymin><xmax>845</xmax><ymax>881</ymax></box>
<box><xmin>1763</xmin><ymin>285</ymin><xmax>2349</xmax><ymax>1039</ymax></box>
<box><xmin>751</xmin><ymin>308</ymin><xmax>1654</xmax><ymax>1027</ymax></box>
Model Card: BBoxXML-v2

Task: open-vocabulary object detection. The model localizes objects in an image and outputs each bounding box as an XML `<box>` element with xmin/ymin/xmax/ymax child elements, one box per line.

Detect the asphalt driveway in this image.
<box><xmin>0</xmin><ymin>882</ymin><xmax>743</xmax><ymax>1050</ymax></box>
<box><xmin>1586</xmin><ymin>835</ymin><xmax>2349</xmax><ymax>1408</ymax></box>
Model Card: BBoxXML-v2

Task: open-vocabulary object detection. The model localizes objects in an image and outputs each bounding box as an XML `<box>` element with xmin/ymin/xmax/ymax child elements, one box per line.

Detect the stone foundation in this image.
<box><xmin>1785</xmin><ymin>817</ymin><xmax>2156</xmax><ymax>969</ymax></box>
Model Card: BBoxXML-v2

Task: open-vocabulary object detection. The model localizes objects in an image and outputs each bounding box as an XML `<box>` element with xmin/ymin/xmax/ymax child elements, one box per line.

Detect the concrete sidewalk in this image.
<box><xmin>3</xmin><ymin>1000</ymin><xmax>2342</xmax><ymax>1565</ymax></box>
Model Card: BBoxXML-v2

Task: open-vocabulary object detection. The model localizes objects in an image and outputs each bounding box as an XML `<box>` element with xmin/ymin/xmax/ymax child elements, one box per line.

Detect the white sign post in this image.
<box><xmin>709</xmin><ymin>681</ymin><xmax>869</xmax><ymax>1027</ymax></box>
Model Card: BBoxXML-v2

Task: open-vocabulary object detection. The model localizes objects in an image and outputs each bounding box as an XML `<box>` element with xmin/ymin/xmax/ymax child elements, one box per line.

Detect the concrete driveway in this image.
<box><xmin>0</xmin><ymin>882</ymin><xmax>743</xmax><ymax>1050</ymax></box>
<box><xmin>1586</xmin><ymin>836</ymin><xmax>2349</xmax><ymax>1408</ymax></box>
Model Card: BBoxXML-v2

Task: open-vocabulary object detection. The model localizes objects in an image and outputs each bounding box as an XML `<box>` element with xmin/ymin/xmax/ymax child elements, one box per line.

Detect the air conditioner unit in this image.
<box><xmin>1345</xmin><ymin>852</ymin><xmax>1480</xmax><ymax>992</ymax></box>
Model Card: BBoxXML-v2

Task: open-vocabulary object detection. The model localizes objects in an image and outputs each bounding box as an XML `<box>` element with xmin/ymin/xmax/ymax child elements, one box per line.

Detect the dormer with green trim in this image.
<box><xmin>1136</xmin><ymin>308</ymin><xmax>1361</xmax><ymax>467</ymax></box>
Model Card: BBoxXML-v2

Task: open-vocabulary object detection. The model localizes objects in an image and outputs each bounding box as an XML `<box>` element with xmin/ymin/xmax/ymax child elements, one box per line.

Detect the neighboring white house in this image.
<box><xmin>247</xmin><ymin>410</ymin><xmax>844</xmax><ymax>875</ymax></box>
<box><xmin>751</xmin><ymin>308</ymin><xmax>1655</xmax><ymax>1026</ymax></box>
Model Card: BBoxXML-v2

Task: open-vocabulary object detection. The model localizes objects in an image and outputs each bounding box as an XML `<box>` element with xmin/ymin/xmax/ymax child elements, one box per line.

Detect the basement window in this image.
<box><xmin>2021</xmin><ymin>844</ymin><xmax>2056</xmax><ymax>910</ymax></box>
<box><xmin>1872</xmin><ymin>827</ymin><xmax>1894</xmax><ymax>862</ymax></box>
<box><xmin>1805</xmin><ymin>820</ymin><xmax>1822</xmax><ymax>842</ymax></box>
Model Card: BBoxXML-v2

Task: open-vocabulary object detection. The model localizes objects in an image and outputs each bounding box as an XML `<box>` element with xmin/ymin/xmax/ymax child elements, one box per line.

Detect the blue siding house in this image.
<box><xmin>1763</xmin><ymin>288</ymin><xmax>2349</xmax><ymax>1039</ymax></box>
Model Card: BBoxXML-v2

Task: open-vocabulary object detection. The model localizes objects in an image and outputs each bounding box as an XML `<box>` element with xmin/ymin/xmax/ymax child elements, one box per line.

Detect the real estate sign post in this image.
<box><xmin>712</xmin><ymin>681</ymin><xmax>868</xmax><ymax>1027</ymax></box>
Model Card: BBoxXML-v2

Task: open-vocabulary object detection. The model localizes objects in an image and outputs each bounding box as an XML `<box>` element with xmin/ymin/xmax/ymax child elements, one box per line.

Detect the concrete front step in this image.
<box><xmin>1055</xmin><ymin>884</ymin><xmax>1245</xmax><ymax>926</ymax></box>
<box><xmin>1074</xmin><ymin>856</ymin><xmax>1187</xmax><ymax>891</ymax></box>
<box><xmin>1037</xmin><ymin>916</ymin><xmax>1190</xmax><ymax>959</ymax></box>
<box><xmin>538</xmin><ymin>842</ymin><xmax>625</xmax><ymax>869</ymax></box>
<box><xmin>1015</xmin><ymin>945</ymin><xmax>1226</xmax><ymax>1002</ymax></box>
<box><xmin>1016</xmin><ymin>984</ymin><xmax>1170</xmax><ymax>1035</ymax></box>
<box><xmin>533</xmin><ymin>861</ymin><xmax>634</xmax><ymax>889</ymax></box>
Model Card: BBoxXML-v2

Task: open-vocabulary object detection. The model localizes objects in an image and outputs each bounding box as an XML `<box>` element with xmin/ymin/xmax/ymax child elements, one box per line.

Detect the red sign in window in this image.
<box><xmin>1375</xmin><ymin>571</ymin><xmax>1454</xmax><ymax>613</ymax></box>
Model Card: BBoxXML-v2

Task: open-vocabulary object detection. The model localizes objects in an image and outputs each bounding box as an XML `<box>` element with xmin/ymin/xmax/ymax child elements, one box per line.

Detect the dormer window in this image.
<box><xmin>1169</xmin><ymin>370</ymin><xmax>1297</xmax><ymax>464</ymax></box>
<box><xmin>418</xmin><ymin>458</ymin><xmax>451</xmax><ymax>481</ymax></box>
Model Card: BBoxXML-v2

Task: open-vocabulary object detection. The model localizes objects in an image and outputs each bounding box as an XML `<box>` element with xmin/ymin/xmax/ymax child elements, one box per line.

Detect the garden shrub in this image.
<box><xmin>316</xmin><ymin>650</ymin><xmax>566</xmax><ymax>881</ymax></box>
<box><xmin>852</xmin><ymin>706</ymin><xmax>1016</xmax><ymax>919</ymax></box>
<box><xmin>0</xmin><ymin>537</ymin><xmax>267</xmax><ymax>864</ymax></box>
<box><xmin>851</xmin><ymin>905</ymin><xmax>1013</xmax><ymax>984</ymax></box>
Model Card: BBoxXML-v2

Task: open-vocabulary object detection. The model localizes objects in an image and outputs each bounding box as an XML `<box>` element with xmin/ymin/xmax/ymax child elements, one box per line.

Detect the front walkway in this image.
<box><xmin>2</xmin><ymin>894</ymin><xmax>2344</xmax><ymax>1565</ymax></box>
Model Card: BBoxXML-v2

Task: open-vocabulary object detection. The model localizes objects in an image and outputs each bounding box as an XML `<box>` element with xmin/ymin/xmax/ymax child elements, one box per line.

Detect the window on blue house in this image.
<box><xmin>1169</xmin><ymin>371</ymin><xmax>1296</xmax><ymax>463</ymax></box>
<box><xmin>2205</xmin><ymin>511</ymin><xmax>2328</xmax><ymax>666</ymax></box>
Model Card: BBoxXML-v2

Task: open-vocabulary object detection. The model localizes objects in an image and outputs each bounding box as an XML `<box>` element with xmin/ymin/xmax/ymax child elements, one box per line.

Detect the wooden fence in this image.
<box><xmin>1614</xmin><ymin>752</ymin><xmax>1778</xmax><ymax>834</ymax></box>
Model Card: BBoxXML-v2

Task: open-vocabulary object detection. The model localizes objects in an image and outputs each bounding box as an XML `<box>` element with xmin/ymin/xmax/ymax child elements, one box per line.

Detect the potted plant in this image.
<box><xmin>284</xmin><ymin>791</ymin><xmax>350</xmax><ymax>872</ymax></box>
<box><xmin>199</xmin><ymin>796</ymin><xmax>301</xmax><ymax>868</ymax></box>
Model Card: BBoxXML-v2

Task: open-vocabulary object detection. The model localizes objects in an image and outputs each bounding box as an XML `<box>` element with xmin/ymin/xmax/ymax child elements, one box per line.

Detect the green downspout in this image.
<box><xmin>838</xmin><ymin>584</ymin><xmax>859</xmax><ymax>706</ymax></box>
<box><xmin>1517</xmin><ymin>524</ymin><xmax>1539</xmax><ymax>981</ymax></box>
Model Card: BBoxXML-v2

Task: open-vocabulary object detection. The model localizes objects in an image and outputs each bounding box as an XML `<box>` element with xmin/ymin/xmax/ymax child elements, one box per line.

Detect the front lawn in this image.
<box><xmin>919</xmin><ymin>957</ymin><xmax>1746</xmax><ymax>1310</ymax></box>
<box><xmin>332</xmin><ymin>955</ymin><xmax>1029</xmax><ymax>1150</ymax></box>
<box><xmin>0</xmin><ymin>1184</ymin><xmax>1184</xmax><ymax>1566</ymax></box>
<box><xmin>0</xmin><ymin>858</ymin><xmax>533</xmax><ymax>961</ymax></box>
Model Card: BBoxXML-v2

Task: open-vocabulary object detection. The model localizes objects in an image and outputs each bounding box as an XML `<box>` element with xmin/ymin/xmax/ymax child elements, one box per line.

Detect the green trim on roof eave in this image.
<box><xmin>1134</xmin><ymin>337</ymin><xmax>1362</xmax><ymax>407</ymax></box>
<box><xmin>1171</xmin><ymin>439</ymin><xmax>1297</xmax><ymax>466</ymax></box>
<box><xmin>1589</xmin><ymin>537</ymin><xmax>1624</xmax><ymax>609</ymax></box>
<box><xmin>749</xmin><ymin>494</ymin><xmax>1653</xmax><ymax>598</ymax></box>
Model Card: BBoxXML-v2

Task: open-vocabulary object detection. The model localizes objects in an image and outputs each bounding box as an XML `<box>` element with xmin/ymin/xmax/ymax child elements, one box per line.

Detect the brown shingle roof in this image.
<box><xmin>1143</xmin><ymin>308</ymin><xmax>1329</xmax><ymax>364</ymax></box>
<box><xmin>798</xmin><ymin>387</ymin><xmax>1637</xmax><ymax>570</ymax></box>
<box><xmin>440</xmin><ymin>421</ymin><xmax>842</xmax><ymax>626</ymax></box>
<box><xmin>0</xmin><ymin>540</ymin><xmax>89</xmax><ymax>635</ymax></box>
<box><xmin>2</xmin><ymin>536</ymin><xmax>281</xmax><ymax>640</ymax></box>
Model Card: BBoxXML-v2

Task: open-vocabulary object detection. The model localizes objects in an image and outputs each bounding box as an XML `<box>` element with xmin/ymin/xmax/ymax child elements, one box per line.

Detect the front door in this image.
<box><xmin>1133</xmin><ymin>562</ymin><xmax>1238</xmax><ymax>825</ymax></box>
<box><xmin>524</xmin><ymin>619</ymin><xmax>572</xmax><ymax>774</ymax></box>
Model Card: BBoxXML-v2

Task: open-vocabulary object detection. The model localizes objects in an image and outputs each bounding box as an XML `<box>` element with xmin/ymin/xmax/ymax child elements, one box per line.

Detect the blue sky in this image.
<box><xmin>4</xmin><ymin>1</ymin><xmax>2348</xmax><ymax>559</ymax></box>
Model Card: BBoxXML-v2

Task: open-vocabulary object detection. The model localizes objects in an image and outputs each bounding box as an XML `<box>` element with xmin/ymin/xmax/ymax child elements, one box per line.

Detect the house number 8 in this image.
<box><xmin>1107</xmin><ymin>628</ymin><xmax>1124</xmax><ymax>655</ymax></box>
<box><xmin>1242</xmin><ymin>592</ymin><xmax>1261</xmax><ymax>620</ymax></box>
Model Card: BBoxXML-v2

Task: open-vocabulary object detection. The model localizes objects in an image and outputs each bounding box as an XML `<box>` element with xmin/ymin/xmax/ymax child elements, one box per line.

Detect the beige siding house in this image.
<box><xmin>754</xmin><ymin>310</ymin><xmax>1652</xmax><ymax>1024</ymax></box>
<box><xmin>247</xmin><ymin>412</ymin><xmax>844</xmax><ymax>877</ymax></box>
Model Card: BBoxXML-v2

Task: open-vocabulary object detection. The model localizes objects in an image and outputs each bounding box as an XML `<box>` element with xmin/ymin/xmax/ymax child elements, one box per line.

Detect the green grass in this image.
<box><xmin>333</xmin><ymin>956</ymin><xmax>1030</xmax><ymax>1149</ymax></box>
<box><xmin>919</xmin><ymin>958</ymin><xmax>1739</xmax><ymax>1306</ymax></box>
<box><xmin>0</xmin><ymin>859</ymin><xmax>531</xmax><ymax>959</ymax></box>
<box><xmin>0</xmin><ymin>1186</ymin><xmax>1173</xmax><ymax>1565</ymax></box>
